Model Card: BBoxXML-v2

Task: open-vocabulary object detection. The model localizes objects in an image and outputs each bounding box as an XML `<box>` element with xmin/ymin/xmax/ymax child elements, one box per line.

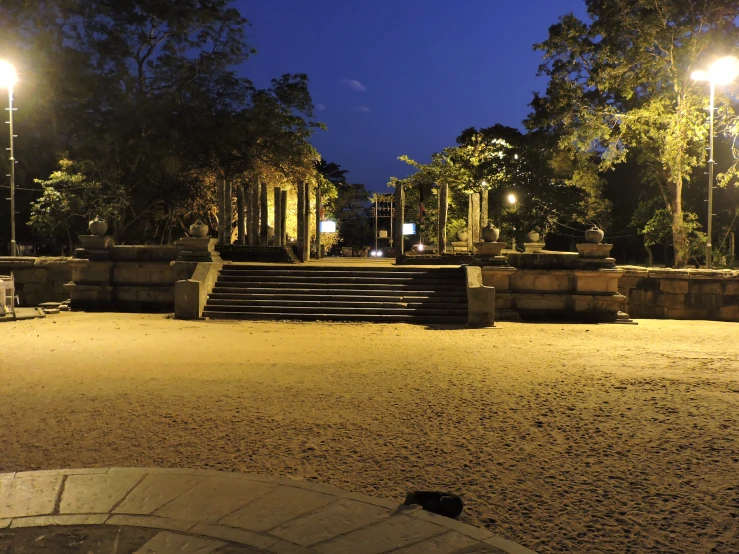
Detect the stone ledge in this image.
<box><xmin>0</xmin><ymin>468</ymin><xmax>537</xmax><ymax>553</ymax></box>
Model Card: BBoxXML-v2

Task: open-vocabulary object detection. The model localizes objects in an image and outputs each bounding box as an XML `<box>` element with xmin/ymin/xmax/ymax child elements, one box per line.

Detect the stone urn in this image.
<box><xmin>585</xmin><ymin>226</ymin><xmax>605</xmax><ymax>244</ymax></box>
<box><xmin>88</xmin><ymin>218</ymin><xmax>108</xmax><ymax>237</ymax></box>
<box><xmin>526</xmin><ymin>230</ymin><xmax>540</xmax><ymax>242</ymax></box>
<box><xmin>481</xmin><ymin>222</ymin><xmax>500</xmax><ymax>242</ymax></box>
<box><xmin>456</xmin><ymin>229</ymin><xmax>468</xmax><ymax>242</ymax></box>
<box><xmin>189</xmin><ymin>220</ymin><xmax>209</xmax><ymax>238</ymax></box>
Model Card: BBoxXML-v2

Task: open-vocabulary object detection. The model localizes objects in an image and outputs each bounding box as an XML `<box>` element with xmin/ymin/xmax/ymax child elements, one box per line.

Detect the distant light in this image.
<box><xmin>416</xmin><ymin>243</ymin><xmax>425</xmax><ymax>252</ymax></box>
<box><xmin>692</xmin><ymin>56</ymin><xmax>739</xmax><ymax>85</ymax></box>
<box><xmin>507</xmin><ymin>193</ymin><xmax>517</xmax><ymax>204</ymax></box>
<box><xmin>0</xmin><ymin>61</ymin><xmax>17</xmax><ymax>89</ymax></box>
<box><xmin>481</xmin><ymin>180</ymin><xmax>488</xmax><ymax>186</ymax></box>
<box><xmin>402</xmin><ymin>223</ymin><xmax>416</xmax><ymax>235</ymax></box>
<box><xmin>320</xmin><ymin>220</ymin><xmax>336</xmax><ymax>233</ymax></box>
<box><xmin>376</xmin><ymin>250</ymin><xmax>383</xmax><ymax>257</ymax></box>
<box><xmin>370</xmin><ymin>250</ymin><xmax>377</xmax><ymax>257</ymax></box>
<box><xmin>514</xmin><ymin>154</ymin><xmax>519</xmax><ymax>160</ymax></box>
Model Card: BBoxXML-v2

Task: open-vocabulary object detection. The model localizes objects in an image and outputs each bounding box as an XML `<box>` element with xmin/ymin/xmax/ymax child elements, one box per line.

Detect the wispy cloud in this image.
<box><xmin>342</xmin><ymin>78</ymin><xmax>367</xmax><ymax>92</ymax></box>
<box><xmin>351</xmin><ymin>106</ymin><xmax>371</xmax><ymax>113</ymax></box>
<box><xmin>315</xmin><ymin>103</ymin><xmax>326</xmax><ymax>111</ymax></box>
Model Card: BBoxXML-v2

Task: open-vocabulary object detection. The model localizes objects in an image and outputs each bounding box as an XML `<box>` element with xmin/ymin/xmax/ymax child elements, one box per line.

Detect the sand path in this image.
<box><xmin>0</xmin><ymin>313</ymin><xmax>737</xmax><ymax>553</ymax></box>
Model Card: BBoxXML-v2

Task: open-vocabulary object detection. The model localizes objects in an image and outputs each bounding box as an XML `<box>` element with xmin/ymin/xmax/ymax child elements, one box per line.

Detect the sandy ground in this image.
<box><xmin>0</xmin><ymin>313</ymin><xmax>737</xmax><ymax>553</ymax></box>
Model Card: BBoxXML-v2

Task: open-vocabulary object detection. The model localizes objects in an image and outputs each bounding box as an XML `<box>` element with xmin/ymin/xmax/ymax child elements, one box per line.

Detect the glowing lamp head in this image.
<box><xmin>0</xmin><ymin>61</ymin><xmax>17</xmax><ymax>89</ymax></box>
<box><xmin>417</xmin><ymin>244</ymin><xmax>424</xmax><ymax>252</ymax></box>
<box><xmin>507</xmin><ymin>193</ymin><xmax>517</xmax><ymax>205</ymax></box>
<box><xmin>692</xmin><ymin>56</ymin><xmax>739</xmax><ymax>85</ymax></box>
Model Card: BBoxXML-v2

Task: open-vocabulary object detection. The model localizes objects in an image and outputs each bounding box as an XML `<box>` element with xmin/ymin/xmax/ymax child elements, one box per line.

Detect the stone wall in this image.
<box><xmin>0</xmin><ymin>257</ymin><xmax>74</xmax><ymax>307</ymax></box>
<box><xmin>619</xmin><ymin>267</ymin><xmax>739</xmax><ymax>321</ymax></box>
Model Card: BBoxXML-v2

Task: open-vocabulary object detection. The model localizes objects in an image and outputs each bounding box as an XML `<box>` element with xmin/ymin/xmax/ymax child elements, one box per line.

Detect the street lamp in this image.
<box><xmin>0</xmin><ymin>60</ymin><xmax>17</xmax><ymax>257</ymax></box>
<box><xmin>691</xmin><ymin>55</ymin><xmax>739</xmax><ymax>269</ymax></box>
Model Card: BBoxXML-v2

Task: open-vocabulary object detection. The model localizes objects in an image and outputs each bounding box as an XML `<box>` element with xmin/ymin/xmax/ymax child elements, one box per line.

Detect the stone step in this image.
<box><xmin>206</xmin><ymin>298</ymin><xmax>467</xmax><ymax>310</ymax></box>
<box><xmin>218</xmin><ymin>274</ymin><xmax>461</xmax><ymax>284</ymax></box>
<box><xmin>203</xmin><ymin>310</ymin><xmax>468</xmax><ymax>324</ymax></box>
<box><xmin>210</xmin><ymin>284</ymin><xmax>467</xmax><ymax>295</ymax></box>
<box><xmin>203</xmin><ymin>304</ymin><xmax>467</xmax><ymax>316</ymax></box>
<box><xmin>214</xmin><ymin>279</ymin><xmax>464</xmax><ymax>290</ymax></box>
<box><xmin>208</xmin><ymin>292</ymin><xmax>467</xmax><ymax>303</ymax></box>
<box><xmin>221</xmin><ymin>265</ymin><xmax>464</xmax><ymax>274</ymax></box>
<box><xmin>220</xmin><ymin>268</ymin><xmax>464</xmax><ymax>279</ymax></box>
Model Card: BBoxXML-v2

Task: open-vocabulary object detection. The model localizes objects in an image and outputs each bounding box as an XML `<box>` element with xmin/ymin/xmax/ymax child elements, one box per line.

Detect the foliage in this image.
<box><xmin>2</xmin><ymin>0</ymin><xmax>324</xmax><ymax>245</ymax></box>
<box><xmin>528</xmin><ymin>0</ymin><xmax>739</xmax><ymax>266</ymax></box>
<box><xmin>631</xmin><ymin>200</ymin><xmax>706</xmax><ymax>265</ymax></box>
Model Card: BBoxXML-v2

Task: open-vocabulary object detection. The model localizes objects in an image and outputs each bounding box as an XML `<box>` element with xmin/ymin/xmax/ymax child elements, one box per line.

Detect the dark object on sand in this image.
<box><xmin>403</xmin><ymin>490</ymin><xmax>464</xmax><ymax>518</ymax></box>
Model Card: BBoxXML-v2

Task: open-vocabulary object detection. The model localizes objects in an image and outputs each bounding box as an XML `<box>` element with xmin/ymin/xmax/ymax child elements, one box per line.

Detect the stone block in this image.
<box><xmin>656</xmin><ymin>293</ymin><xmax>686</xmax><ymax>308</ymax></box>
<box><xmin>270</xmin><ymin>499</ymin><xmax>389</xmax><ymax>546</ymax></box>
<box><xmin>689</xmin><ymin>281</ymin><xmax>723</xmax><ymax>295</ymax></box>
<box><xmin>391</xmin><ymin>531</ymin><xmax>478</xmax><ymax>553</ymax></box>
<box><xmin>629</xmin><ymin>305</ymin><xmax>667</xmax><ymax>319</ymax></box>
<box><xmin>112</xmin><ymin>263</ymin><xmax>179</xmax><ymax>285</ymax></box>
<box><xmin>12</xmin><ymin>268</ymin><xmax>47</xmax><ymax>284</ymax></box>
<box><xmin>575</xmin><ymin>273</ymin><xmax>619</xmax><ymax>293</ymax></box>
<box><xmin>618</xmin><ymin>275</ymin><xmax>641</xmax><ymax>290</ymax></box>
<box><xmin>480</xmin><ymin>268</ymin><xmax>514</xmax><ymax>290</ymax></box>
<box><xmin>722</xmin><ymin>294</ymin><xmax>739</xmax><ymax>307</ymax></box>
<box><xmin>115</xmin><ymin>286</ymin><xmax>173</xmax><ymax>304</ymax></box>
<box><xmin>111</xmin><ymin>245</ymin><xmax>179</xmax><ymax>262</ymax></box>
<box><xmin>10</xmin><ymin>514</ymin><xmax>108</xmax><ymax>528</ymax></box>
<box><xmin>0</xmin><ymin>475</ymin><xmax>63</xmax><ymax>518</ymax></box>
<box><xmin>314</xmin><ymin>514</ymin><xmax>445</xmax><ymax>554</ymax></box>
<box><xmin>572</xmin><ymin>294</ymin><xmax>625</xmax><ymax>313</ymax></box>
<box><xmin>725</xmin><ymin>281</ymin><xmax>739</xmax><ymax>295</ymax></box>
<box><xmin>130</xmin><ymin>530</ymin><xmax>225</xmax><ymax>553</ymax></box>
<box><xmin>514</xmin><ymin>293</ymin><xmax>567</xmax><ymax>311</ymax></box>
<box><xmin>688</xmin><ymin>293</ymin><xmax>720</xmax><ymax>312</ymax></box>
<box><xmin>660</xmin><ymin>279</ymin><xmax>688</xmax><ymax>294</ymax></box>
<box><xmin>73</xmin><ymin>262</ymin><xmax>113</xmax><ymax>285</ymax></box>
<box><xmin>666</xmin><ymin>307</ymin><xmax>710</xmax><ymax>320</ymax></box>
<box><xmin>510</xmin><ymin>271</ymin><xmax>569</xmax><ymax>293</ymax></box>
<box><xmin>153</xmin><ymin>477</ymin><xmax>274</xmax><ymax>523</ymax></box>
<box><xmin>60</xmin><ymin>473</ymin><xmax>142</xmax><ymax>514</ymax></box>
<box><xmin>220</xmin><ymin>486</ymin><xmax>334</xmax><ymax>532</ymax></box>
<box><xmin>105</xmin><ymin>514</ymin><xmax>195</xmax><ymax>532</ymax></box>
<box><xmin>634</xmin><ymin>276</ymin><xmax>660</xmax><ymax>291</ymax></box>
<box><xmin>629</xmin><ymin>289</ymin><xmax>654</xmax><ymax>305</ymax></box>
<box><xmin>719</xmin><ymin>305</ymin><xmax>739</xmax><ymax>321</ymax></box>
<box><xmin>113</xmin><ymin>473</ymin><xmax>205</xmax><ymax>515</ymax></box>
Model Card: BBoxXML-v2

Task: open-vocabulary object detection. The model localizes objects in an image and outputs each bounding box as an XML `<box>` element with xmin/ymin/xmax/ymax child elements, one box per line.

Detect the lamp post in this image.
<box><xmin>691</xmin><ymin>56</ymin><xmax>739</xmax><ymax>269</ymax></box>
<box><xmin>507</xmin><ymin>193</ymin><xmax>517</xmax><ymax>251</ymax></box>
<box><xmin>0</xmin><ymin>61</ymin><xmax>17</xmax><ymax>257</ymax></box>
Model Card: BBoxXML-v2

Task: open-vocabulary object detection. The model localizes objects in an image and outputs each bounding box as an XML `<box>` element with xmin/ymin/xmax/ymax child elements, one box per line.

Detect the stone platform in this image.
<box><xmin>0</xmin><ymin>468</ymin><xmax>536</xmax><ymax>554</ymax></box>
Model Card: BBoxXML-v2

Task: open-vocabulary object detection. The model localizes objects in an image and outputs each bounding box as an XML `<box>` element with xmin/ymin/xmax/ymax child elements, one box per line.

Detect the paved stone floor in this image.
<box><xmin>0</xmin><ymin>468</ymin><xmax>534</xmax><ymax>554</ymax></box>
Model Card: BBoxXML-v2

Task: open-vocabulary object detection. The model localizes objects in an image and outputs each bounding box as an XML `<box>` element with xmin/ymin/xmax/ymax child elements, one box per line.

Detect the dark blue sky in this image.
<box><xmin>234</xmin><ymin>0</ymin><xmax>588</xmax><ymax>192</ymax></box>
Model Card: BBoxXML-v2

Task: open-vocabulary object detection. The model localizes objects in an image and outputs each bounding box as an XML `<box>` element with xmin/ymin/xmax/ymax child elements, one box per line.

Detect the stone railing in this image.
<box><xmin>618</xmin><ymin>267</ymin><xmax>739</xmax><ymax>321</ymax></box>
<box><xmin>0</xmin><ymin>257</ymin><xmax>74</xmax><ymax>307</ymax></box>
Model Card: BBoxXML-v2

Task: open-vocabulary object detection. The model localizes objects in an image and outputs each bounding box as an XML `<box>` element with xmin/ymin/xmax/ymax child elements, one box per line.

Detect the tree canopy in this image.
<box><xmin>528</xmin><ymin>0</ymin><xmax>739</xmax><ymax>266</ymax></box>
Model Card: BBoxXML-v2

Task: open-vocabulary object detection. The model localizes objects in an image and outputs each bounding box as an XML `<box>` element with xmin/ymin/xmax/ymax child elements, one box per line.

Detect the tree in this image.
<box><xmin>1</xmin><ymin>1</ymin><xmax>324</xmax><ymax>245</ymax></box>
<box><xmin>528</xmin><ymin>0</ymin><xmax>739</xmax><ymax>267</ymax></box>
<box><xmin>317</xmin><ymin>160</ymin><xmax>372</xmax><ymax>250</ymax></box>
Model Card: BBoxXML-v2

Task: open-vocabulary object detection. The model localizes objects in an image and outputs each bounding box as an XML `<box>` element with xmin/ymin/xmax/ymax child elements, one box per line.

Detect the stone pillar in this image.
<box><xmin>471</xmin><ymin>192</ymin><xmax>481</xmax><ymax>245</ymax></box>
<box><xmin>273</xmin><ymin>187</ymin><xmax>282</xmax><ymax>247</ymax></box>
<box><xmin>302</xmin><ymin>182</ymin><xmax>310</xmax><ymax>261</ymax></box>
<box><xmin>224</xmin><ymin>180</ymin><xmax>233</xmax><ymax>246</ymax></box>
<box><xmin>467</xmin><ymin>194</ymin><xmax>473</xmax><ymax>252</ymax></box>
<box><xmin>438</xmin><ymin>183</ymin><xmax>448</xmax><ymax>254</ymax></box>
<box><xmin>297</xmin><ymin>181</ymin><xmax>305</xmax><ymax>245</ymax></box>
<box><xmin>237</xmin><ymin>184</ymin><xmax>246</xmax><ymax>245</ymax></box>
<box><xmin>315</xmin><ymin>184</ymin><xmax>322</xmax><ymax>259</ymax></box>
<box><xmin>260</xmin><ymin>181</ymin><xmax>268</xmax><ymax>246</ymax></box>
<box><xmin>280</xmin><ymin>189</ymin><xmax>288</xmax><ymax>245</ymax></box>
<box><xmin>394</xmin><ymin>183</ymin><xmax>405</xmax><ymax>264</ymax></box>
<box><xmin>247</xmin><ymin>183</ymin><xmax>258</xmax><ymax>246</ymax></box>
<box><xmin>217</xmin><ymin>180</ymin><xmax>225</xmax><ymax>246</ymax></box>
<box><xmin>481</xmin><ymin>189</ymin><xmax>489</xmax><ymax>229</ymax></box>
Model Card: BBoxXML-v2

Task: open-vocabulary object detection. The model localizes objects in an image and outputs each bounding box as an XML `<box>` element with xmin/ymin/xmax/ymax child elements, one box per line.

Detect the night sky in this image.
<box><xmin>235</xmin><ymin>0</ymin><xmax>588</xmax><ymax>192</ymax></box>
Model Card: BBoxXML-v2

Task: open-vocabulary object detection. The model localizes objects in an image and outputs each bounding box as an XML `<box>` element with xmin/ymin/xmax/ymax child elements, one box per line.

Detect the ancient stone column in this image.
<box><xmin>315</xmin><ymin>184</ymin><xmax>322</xmax><ymax>259</ymax></box>
<box><xmin>260</xmin><ymin>181</ymin><xmax>268</xmax><ymax>246</ymax></box>
<box><xmin>471</xmin><ymin>192</ymin><xmax>481</xmax><ymax>245</ymax></box>
<box><xmin>217</xmin><ymin>179</ymin><xmax>225</xmax><ymax>246</ymax></box>
<box><xmin>302</xmin><ymin>182</ymin><xmax>310</xmax><ymax>261</ymax></box>
<box><xmin>273</xmin><ymin>187</ymin><xmax>282</xmax><ymax>247</ymax></box>
<box><xmin>247</xmin><ymin>183</ymin><xmax>258</xmax><ymax>246</ymax></box>
<box><xmin>438</xmin><ymin>183</ymin><xmax>448</xmax><ymax>254</ymax></box>
<box><xmin>280</xmin><ymin>189</ymin><xmax>288</xmax><ymax>245</ymax></box>
<box><xmin>297</xmin><ymin>181</ymin><xmax>305</xmax><ymax>245</ymax></box>
<box><xmin>224</xmin><ymin>180</ymin><xmax>233</xmax><ymax>246</ymax></box>
<box><xmin>237</xmin><ymin>184</ymin><xmax>246</xmax><ymax>245</ymax></box>
<box><xmin>394</xmin><ymin>183</ymin><xmax>405</xmax><ymax>264</ymax></box>
<box><xmin>467</xmin><ymin>193</ymin><xmax>473</xmax><ymax>252</ymax></box>
<box><xmin>480</xmin><ymin>189</ymin><xmax>489</xmax><ymax>229</ymax></box>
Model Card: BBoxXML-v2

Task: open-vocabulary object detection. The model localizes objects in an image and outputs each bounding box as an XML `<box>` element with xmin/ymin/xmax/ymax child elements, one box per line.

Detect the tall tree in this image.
<box><xmin>529</xmin><ymin>0</ymin><xmax>739</xmax><ymax>267</ymax></box>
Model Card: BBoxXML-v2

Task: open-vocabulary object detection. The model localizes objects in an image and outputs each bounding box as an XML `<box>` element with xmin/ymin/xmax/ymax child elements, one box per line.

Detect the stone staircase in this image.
<box><xmin>203</xmin><ymin>265</ymin><xmax>468</xmax><ymax>324</ymax></box>
<box><xmin>218</xmin><ymin>245</ymin><xmax>300</xmax><ymax>263</ymax></box>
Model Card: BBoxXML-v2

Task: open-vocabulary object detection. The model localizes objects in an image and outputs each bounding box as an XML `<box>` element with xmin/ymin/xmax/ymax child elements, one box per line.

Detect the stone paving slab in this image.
<box><xmin>0</xmin><ymin>468</ymin><xmax>538</xmax><ymax>553</ymax></box>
